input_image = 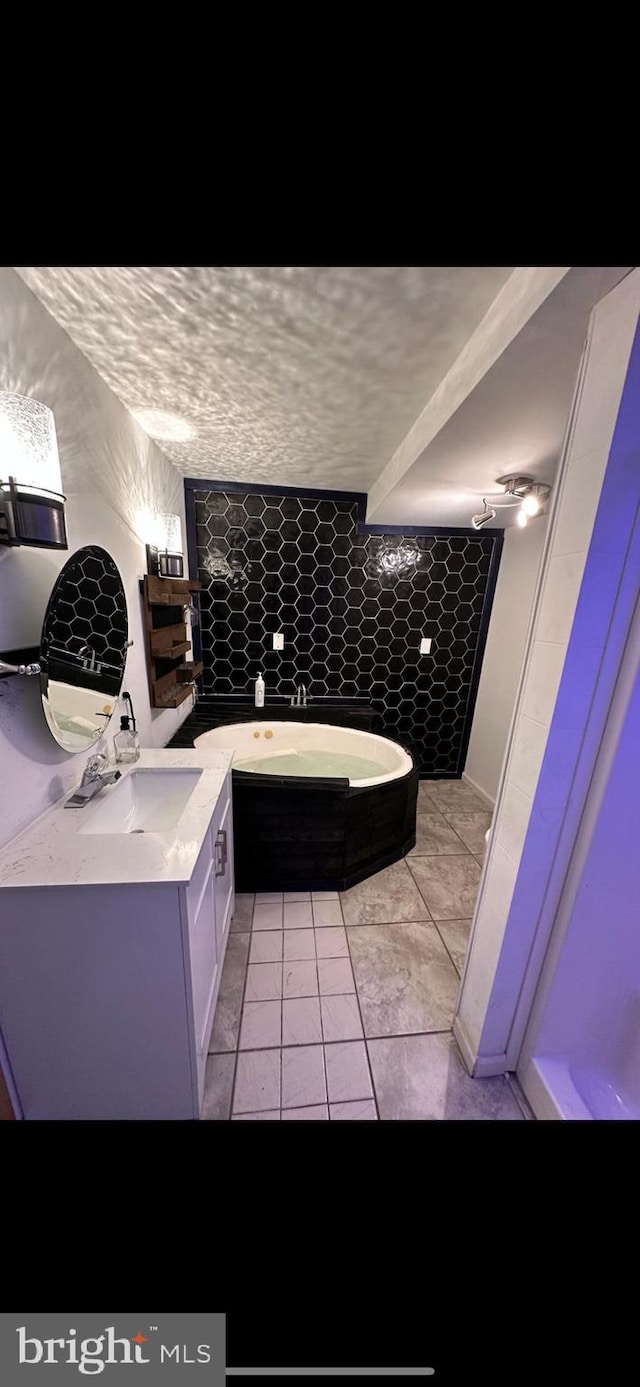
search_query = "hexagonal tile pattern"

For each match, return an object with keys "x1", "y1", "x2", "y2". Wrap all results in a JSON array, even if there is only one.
[
  {"x1": 41, "y1": 544, "x2": 128, "y2": 694},
  {"x1": 194, "y1": 491, "x2": 498, "y2": 774}
]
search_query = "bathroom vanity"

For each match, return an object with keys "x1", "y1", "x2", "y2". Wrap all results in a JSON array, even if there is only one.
[{"x1": 0, "y1": 749, "x2": 234, "y2": 1120}]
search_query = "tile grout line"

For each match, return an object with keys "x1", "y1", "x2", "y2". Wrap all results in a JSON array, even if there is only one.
[
  {"x1": 223, "y1": 1025, "x2": 458, "y2": 1059},
  {"x1": 406, "y1": 850, "x2": 484, "y2": 923},
  {"x1": 227, "y1": 896, "x2": 256, "y2": 1118},
  {"x1": 431, "y1": 919, "x2": 463, "y2": 982},
  {"x1": 316, "y1": 921, "x2": 333, "y2": 1119},
  {"x1": 342, "y1": 895, "x2": 381, "y2": 1120}
]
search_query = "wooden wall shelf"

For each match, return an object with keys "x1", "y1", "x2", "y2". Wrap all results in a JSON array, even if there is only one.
[{"x1": 140, "y1": 575, "x2": 202, "y2": 709}]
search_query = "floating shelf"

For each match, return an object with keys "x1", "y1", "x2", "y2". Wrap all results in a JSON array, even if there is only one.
[
  {"x1": 177, "y1": 660, "x2": 204, "y2": 683},
  {"x1": 139, "y1": 575, "x2": 202, "y2": 709},
  {"x1": 159, "y1": 683, "x2": 192, "y2": 710}
]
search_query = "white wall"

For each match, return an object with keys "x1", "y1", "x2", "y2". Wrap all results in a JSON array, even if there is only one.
[
  {"x1": 464, "y1": 519, "x2": 547, "y2": 804},
  {"x1": 521, "y1": 594, "x2": 640, "y2": 1080},
  {"x1": 454, "y1": 267, "x2": 640, "y2": 1073},
  {"x1": 0, "y1": 268, "x2": 193, "y2": 851}
]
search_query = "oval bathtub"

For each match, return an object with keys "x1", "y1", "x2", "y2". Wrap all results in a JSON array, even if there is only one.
[
  {"x1": 196, "y1": 721, "x2": 413, "y2": 787},
  {"x1": 195, "y1": 721, "x2": 418, "y2": 891}
]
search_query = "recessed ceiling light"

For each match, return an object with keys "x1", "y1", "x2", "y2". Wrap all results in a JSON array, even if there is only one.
[{"x1": 133, "y1": 408, "x2": 196, "y2": 443}]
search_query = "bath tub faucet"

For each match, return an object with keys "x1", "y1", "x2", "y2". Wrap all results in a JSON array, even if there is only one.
[
  {"x1": 79, "y1": 644, "x2": 104, "y2": 674},
  {"x1": 65, "y1": 753, "x2": 121, "y2": 807}
]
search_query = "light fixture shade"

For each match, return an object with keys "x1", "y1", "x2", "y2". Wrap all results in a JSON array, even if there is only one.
[
  {"x1": 0, "y1": 392, "x2": 62, "y2": 494},
  {"x1": 0, "y1": 392, "x2": 67, "y2": 549},
  {"x1": 157, "y1": 512, "x2": 183, "y2": 554}
]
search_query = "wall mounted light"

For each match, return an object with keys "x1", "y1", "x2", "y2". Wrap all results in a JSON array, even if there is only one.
[
  {"x1": 0, "y1": 392, "x2": 68, "y2": 550},
  {"x1": 146, "y1": 512, "x2": 184, "y2": 578}
]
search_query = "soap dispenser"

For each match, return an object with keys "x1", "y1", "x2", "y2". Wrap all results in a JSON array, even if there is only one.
[
  {"x1": 114, "y1": 715, "x2": 140, "y2": 764},
  {"x1": 114, "y1": 690, "x2": 140, "y2": 763},
  {"x1": 254, "y1": 671, "x2": 265, "y2": 708}
]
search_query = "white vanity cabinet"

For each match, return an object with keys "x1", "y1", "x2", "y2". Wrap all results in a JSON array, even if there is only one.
[{"x1": 0, "y1": 764, "x2": 234, "y2": 1121}]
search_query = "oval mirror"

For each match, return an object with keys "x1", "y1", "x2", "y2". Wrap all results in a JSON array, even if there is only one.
[{"x1": 39, "y1": 545, "x2": 129, "y2": 752}]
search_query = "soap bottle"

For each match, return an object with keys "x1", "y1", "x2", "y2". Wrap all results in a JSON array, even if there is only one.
[
  {"x1": 114, "y1": 715, "x2": 140, "y2": 763},
  {"x1": 254, "y1": 672, "x2": 265, "y2": 709}
]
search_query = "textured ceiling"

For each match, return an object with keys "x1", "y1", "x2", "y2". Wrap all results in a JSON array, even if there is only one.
[{"x1": 16, "y1": 266, "x2": 513, "y2": 491}]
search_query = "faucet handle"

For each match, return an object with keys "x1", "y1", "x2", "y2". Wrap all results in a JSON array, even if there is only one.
[{"x1": 85, "y1": 753, "x2": 109, "y2": 779}]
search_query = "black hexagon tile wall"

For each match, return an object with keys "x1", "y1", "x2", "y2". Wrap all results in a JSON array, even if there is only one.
[
  {"x1": 189, "y1": 486, "x2": 502, "y2": 776},
  {"x1": 41, "y1": 546, "x2": 128, "y2": 683}
]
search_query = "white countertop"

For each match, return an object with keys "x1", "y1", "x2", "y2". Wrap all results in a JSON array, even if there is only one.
[{"x1": 0, "y1": 749, "x2": 234, "y2": 890}]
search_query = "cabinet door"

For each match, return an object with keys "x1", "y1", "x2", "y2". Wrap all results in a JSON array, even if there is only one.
[
  {"x1": 212, "y1": 778, "x2": 234, "y2": 958},
  {"x1": 184, "y1": 834, "x2": 218, "y2": 1069},
  {"x1": 189, "y1": 871, "x2": 218, "y2": 1060}
]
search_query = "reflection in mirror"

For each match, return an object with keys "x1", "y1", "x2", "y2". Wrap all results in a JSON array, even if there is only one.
[{"x1": 40, "y1": 545, "x2": 129, "y2": 752}]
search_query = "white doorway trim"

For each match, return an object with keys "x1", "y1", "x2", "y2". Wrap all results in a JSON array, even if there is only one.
[{"x1": 454, "y1": 270, "x2": 640, "y2": 1074}]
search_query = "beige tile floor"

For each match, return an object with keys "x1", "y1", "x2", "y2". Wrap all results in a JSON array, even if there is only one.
[{"x1": 202, "y1": 780, "x2": 528, "y2": 1121}]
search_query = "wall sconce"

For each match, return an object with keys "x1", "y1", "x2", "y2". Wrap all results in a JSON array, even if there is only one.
[
  {"x1": 146, "y1": 513, "x2": 184, "y2": 579},
  {"x1": 0, "y1": 392, "x2": 68, "y2": 550}
]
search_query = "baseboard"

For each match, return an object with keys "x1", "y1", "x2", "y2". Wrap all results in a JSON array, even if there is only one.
[
  {"x1": 452, "y1": 1015, "x2": 509, "y2": 1077},
  {"x1": 461, "y1": 772, "x2": 495, "y2": 810},
  {"x1": 518, "y1": 1057, "x2": 565, "y2": 1121}
]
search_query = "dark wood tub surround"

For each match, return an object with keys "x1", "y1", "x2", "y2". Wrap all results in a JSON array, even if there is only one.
[
  {"x1": 168, "y1": 704, "x2": 418, "y2": 890},
  {"x1": 230, "y1": 752, "x2": 418, "y2": 893}
]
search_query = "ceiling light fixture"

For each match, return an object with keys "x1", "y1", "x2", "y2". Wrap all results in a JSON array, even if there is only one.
[
  {"x1": 472, "y1": 501, "x2": 497, "y2": 530},
  {"x1": 133, "y1": 408, "x2": 196, "y2": 443},
  {"x1": 471, "y1": 475, "x2": 552, "y2": 530}
]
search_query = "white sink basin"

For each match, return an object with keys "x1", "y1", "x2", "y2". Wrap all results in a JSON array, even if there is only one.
[{"x1": 78, "y1": 768, "x2": 203, "y2": 835}]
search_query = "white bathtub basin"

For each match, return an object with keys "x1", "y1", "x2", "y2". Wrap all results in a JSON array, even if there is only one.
[
  {"x1": 194, "y1": 720, "x2": 413, "y2": 787},
  {"x1": 78, "y1": 768, "x2": 203, "y2": 835}
]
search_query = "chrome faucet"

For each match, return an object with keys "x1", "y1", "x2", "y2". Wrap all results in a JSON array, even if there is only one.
[
  {"x1": 79, "y1": 644, "x2": 104, "y2": 674},
  {"x1": 65, "y1": 753, "x2": 121, "y2": 807},
  {"x1": 289, "y1": 683, "x2": 308, "y2": 707}
]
